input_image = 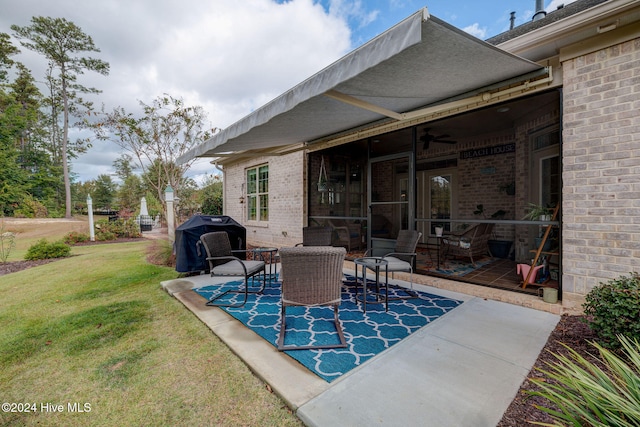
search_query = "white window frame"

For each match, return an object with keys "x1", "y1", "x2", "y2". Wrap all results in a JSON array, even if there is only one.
[{"x1": 246, "y1": 164, "x2": 269, "y2": 223}]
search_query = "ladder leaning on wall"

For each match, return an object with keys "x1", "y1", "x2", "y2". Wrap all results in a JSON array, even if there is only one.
[{"x1": 523, "y1": 204, "x2": 560, "y2": 289}]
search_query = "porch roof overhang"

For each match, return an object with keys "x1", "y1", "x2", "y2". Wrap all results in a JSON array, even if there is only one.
[{"x1": 178, "y1": 8, "x2": 547, "y2": 165}]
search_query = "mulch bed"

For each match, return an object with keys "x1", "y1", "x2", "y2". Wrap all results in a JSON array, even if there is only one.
[
  {"x1": 498, "y1": 314, "x2": 600, "y2": 426},
  {"x1": 0, "y1": 259, "x2": 59, "y2": 276}
]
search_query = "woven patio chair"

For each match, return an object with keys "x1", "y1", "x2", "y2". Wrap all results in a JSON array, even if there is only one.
[
  {"x1": 362, "y1": 229, "x2": 422, "y2": 298},
  {"x1": 295, "y1": 226, "x2": 333, "y2": 246},
  {"x1": 199, "y1": 231, "x2": 266, "y2": 308},
  {"x1": 440, "y1": 223, "x2": 493, "y2": 266},
  {"x1": 328, "y1": 219, "x2": 362, "y2": 252},
  {"x1": 277, "y1": 246, "x2": 348, "y2": 351}
]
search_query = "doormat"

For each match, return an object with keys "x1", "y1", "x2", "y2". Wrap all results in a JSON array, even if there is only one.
[{"x1": 193, "y1": 275, "x2": 462, "y2": 382}]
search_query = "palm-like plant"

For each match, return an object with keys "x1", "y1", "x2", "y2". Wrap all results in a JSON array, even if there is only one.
[{"x1": 528, "y1": 335, "x2": 640, "y2": 426}]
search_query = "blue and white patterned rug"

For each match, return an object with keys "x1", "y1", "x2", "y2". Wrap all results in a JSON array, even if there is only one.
[{"x1": 194, "y1": 275, "x2": 462, "y2": 382}]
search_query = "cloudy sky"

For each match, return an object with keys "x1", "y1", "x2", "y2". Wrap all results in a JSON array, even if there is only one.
[{"x1": 0, "y1": 0, "x2": 573, "y2": 184}]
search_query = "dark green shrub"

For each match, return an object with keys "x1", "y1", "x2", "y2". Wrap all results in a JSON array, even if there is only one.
[
  {"x1": 528, "y1": 335, "x2": 640, "y2": 426},
  {"x1": 24, "y1": 239, "x2": 71, "y2": 260},
  {"x1": 63, "y1": 231, "x2": 90, "y2": 245},
  {"x1": 14, "y1": 194, "x2": 48, "y2": 218},
  {"x1": 583, "y1": 273, "x2": 640, "y2": 350},
  {"x1": 94, "y1": 218, "x2": 142, "y2": 241},
  {"x1": 96, "y1": 231, "x2": 116, "y2": 241}
]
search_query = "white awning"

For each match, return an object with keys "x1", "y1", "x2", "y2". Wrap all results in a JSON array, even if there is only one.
[{"x1": 179, "y1": 8, "x2": 544, "y2": 163}]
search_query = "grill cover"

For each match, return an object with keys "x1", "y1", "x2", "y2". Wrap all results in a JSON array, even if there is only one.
[{"x1": 174, "y1": 215, "x2": 246, "y2": 273}]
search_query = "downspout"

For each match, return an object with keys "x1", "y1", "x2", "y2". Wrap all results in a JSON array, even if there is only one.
[{"x1": 213, "y1": 162, "x2": 226, "y2": 215}]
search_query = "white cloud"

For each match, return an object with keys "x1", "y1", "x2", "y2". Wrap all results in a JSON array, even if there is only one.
[
  {"x1": 546, "y1": 0, "x2": 578, "y2": 13},
  {"x1": 1, "y1": 0, "x2": 352, "y2": 182},
  {"x1": 463, "y1": 23, "x2": 487, "y2": 39}
]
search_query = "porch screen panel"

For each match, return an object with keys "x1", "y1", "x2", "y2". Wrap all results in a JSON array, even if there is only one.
[
  {"x1": 369, "y1": 155, "x2": 411, "y2": 241},
  {"x1": 541, "y1": 156, "x2": 560, "y2": 208},
  {"x1": 430, "y1": 174, "x2": 451, "y2": 234}
]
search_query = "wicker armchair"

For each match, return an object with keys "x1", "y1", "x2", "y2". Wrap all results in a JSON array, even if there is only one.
[
  {"x1": 199, "y1": 231, "x2": 266, "y2": 308},
  {"x1": 295, "y1": 226, "x2": 333, "y2": 246},
  {"x1": 277, "y1": 246, "x2": 348, "y2": 351},
  {"x1": 328, "y1": 219, "x2": 362, "y2": 252},
  {"x1": 440, "y1": 223, "x2": 494, "y2": 266}
]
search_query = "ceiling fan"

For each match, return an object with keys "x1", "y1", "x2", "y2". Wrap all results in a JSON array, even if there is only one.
[{"x1": 419, "y1": 128, "x2": 457, "y2": 150}]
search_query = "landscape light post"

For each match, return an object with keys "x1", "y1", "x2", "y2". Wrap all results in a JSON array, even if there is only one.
[
  {"x1": 87, "y1": 194, "x2": 95, "y2": 241},
  {"x1": 165, "y1": 185, "x2": 175, "y2": 242}
]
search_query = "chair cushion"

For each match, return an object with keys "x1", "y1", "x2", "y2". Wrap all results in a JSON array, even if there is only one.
[
  {"x1": 361, "y1": 257, "x2": 411, "y2": 272},
  {"x1": 382, "y1": 256, "x2": 412, "y2": 272},
  {"x1": 213, "y1": 260, "x2": 264, "y2": 276}
]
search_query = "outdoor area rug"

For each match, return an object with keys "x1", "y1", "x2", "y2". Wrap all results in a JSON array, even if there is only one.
[
  {"x1": 193, "y1": 275, "x2": 462, "y2": 382},
  {"x1": 431, "y1": 256, "x2": 495, "y2": 277}
]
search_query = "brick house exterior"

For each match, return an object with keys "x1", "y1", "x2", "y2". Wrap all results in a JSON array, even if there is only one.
[
  {"x1": 186, "y1": 0, "x2": 640, "y2": 314},
  {"x1": 560, "y1": 36, "x2": 640, "y2": 311}
]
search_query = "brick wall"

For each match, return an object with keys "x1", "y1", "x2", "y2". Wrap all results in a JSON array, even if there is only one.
[
  {"x1": 561, "y1": 37, "x2": 640, "y2": 311},
  {"x1": 223, "y1": 151, "x2": 306, "y2": 248}
]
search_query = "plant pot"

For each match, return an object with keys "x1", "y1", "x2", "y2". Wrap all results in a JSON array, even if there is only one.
[
  {"x1": 488, "y1": 239, "x2": 512, "y2": 259},
  {"x1": 435, "y1": 227, "x2": 443, "y2": 237}
]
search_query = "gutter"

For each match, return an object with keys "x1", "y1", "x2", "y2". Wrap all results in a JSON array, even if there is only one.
[{"x1": 496, "y1": 0, "x2": 640, "y2": 58}]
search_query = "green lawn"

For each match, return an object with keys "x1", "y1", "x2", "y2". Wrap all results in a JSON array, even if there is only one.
[{"x1": 0, "y1": 241, "x2": 302, "y2": 426}]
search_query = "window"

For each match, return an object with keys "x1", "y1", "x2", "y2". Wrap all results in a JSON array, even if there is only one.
[{"x1": 246, "y1": 165, "x2": 269, "y2": 221}]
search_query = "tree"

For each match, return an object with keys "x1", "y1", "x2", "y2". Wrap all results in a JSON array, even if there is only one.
[
  {"x1": 0, "y1": 34, "x2": 28, "y2": 215},
  {"x1": 199, "y1": 174, "x2": 223, "y2": 215},
  {"x1": 93, "y1": 95, "x2": 215, "y2": 219},
  {"x1": 92, "y1": 174, "x2": 116, "y2": 210},
  {"x1": 11, "y1": 17, "x2": 109, "y2": 218},
  {"x1": 0, "y1": 32, "x2": 19, "y2": 83},
  {"x1": 112, "y1": 155, "x2": 145, "y2": 214},
  {"x1": 113, "y1": 154, "x2": 135, "y2": 181}
]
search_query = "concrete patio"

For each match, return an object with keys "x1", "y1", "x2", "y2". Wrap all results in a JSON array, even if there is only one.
[{"x1": 162, "y1": 266, "x2": 559, "y2": 426}]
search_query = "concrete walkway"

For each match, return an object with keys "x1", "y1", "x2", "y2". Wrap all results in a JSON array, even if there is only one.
[{"x1": 162, "y1": 268, "x2": 559, "y2": 427}]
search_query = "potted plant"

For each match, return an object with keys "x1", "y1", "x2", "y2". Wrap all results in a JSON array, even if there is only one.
[
  {"x1": 317, "y1": 176, "x2": 328, "y2": 192},
  {"x1": 523, "y1": 203, "x2": 553, "y2": 221},
  {"x1": 317, "y1": 156, "x2": 329, "y2": 192},
  {"x1": 434, "y1": 223, "x2": 444, "y2": 236}
]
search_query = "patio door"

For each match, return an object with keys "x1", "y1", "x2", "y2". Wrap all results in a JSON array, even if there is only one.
[{"x1": 368, "y1": 152, "x2": 415, "y2": 255}]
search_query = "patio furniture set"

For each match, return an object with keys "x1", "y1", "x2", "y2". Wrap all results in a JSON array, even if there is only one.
[{"x1": 198, "y1": 228, "x2": 422, "y2": 351}]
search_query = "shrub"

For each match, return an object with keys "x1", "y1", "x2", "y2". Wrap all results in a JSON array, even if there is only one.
[
  {"x1": 14, "y1": 194, "x2": 49, "y2": 218},
  {"x1": 94, "y1": 218, "x2": 142, "y2": 241},
  {"x1": 528, "y1": 335, "x2": 640, "y2": 426},
  {"x1": 0, "y1": 230, "x2": 16, "y2": 263},
  {"x1": 63, "y1": 231, "x2": 90, "y2": 245},
  {"x1": 96, "y1": 231, "x2": 116, "y2": 242},
  {"x1": 146, "y1": 239, "x2": 175, "y2": 267},
  {"x1": 583, "y1": 273, "x2": 640, "y2": 350},
  {"x1": 24, "y1": 239, "x2": 71, "y2": 260}
]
